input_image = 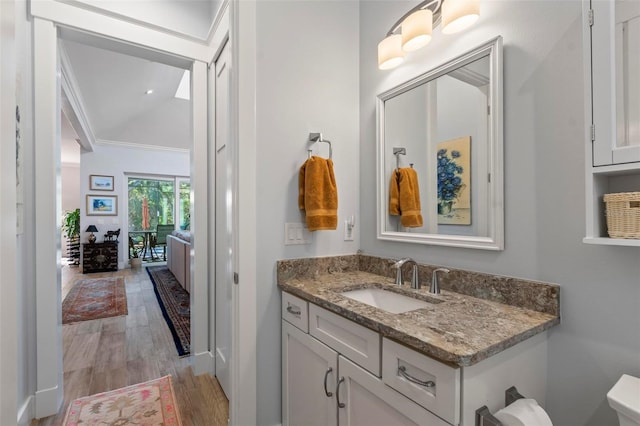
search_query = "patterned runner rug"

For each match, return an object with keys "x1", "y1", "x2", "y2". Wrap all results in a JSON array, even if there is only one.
[
  {"x1": 146, "y1": 266, "x2": 191, "y2": 356},
  {"x1": 62, "y1": 277, "x2": 127, "y2": 324},
  {"x1": 63, "y1": 375, "x2": 182, "y2": 425}
]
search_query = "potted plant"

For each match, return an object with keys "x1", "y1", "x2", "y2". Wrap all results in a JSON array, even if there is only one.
[
  {"x1": 130, "y1": 252, "x2": 142, "y2": 268},
  {"x1": 62, "y1": 208, "x2": 81, "y2": 265},
  {"x1": 129, "y1": 237, "x2": 142, "y2": 268},
  {"x1": 437, "y1": 148, "x2": 466, "y2": 215}
]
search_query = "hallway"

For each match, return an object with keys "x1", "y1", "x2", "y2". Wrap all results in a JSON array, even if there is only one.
[{"x1": 32, "y1": 264, "x2": 228, "y2": 425}]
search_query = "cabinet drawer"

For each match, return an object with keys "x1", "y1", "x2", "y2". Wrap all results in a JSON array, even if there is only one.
[
  {"x1": 382, "y1": 338, "x2": 460, "y2": 425},
  {"x1": 282, "y1": 292, "x2": 309, "y2": 333},
  {"x1": 309, "y1": 304, "x2": 380, "y2": 376}
]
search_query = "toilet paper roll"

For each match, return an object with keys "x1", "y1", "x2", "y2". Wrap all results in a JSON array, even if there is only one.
[{"x1": 493, "y1": 398, "x2": 553, "y2": 426}]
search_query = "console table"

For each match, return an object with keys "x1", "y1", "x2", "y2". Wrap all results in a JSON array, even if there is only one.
[{"x1": 82, "y1": 242, "x2": 118, "y2": 273}]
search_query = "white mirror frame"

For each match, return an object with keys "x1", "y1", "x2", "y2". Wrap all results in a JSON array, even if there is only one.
[{"x1": 376, "y1": 36, "x2": 504, "y2": 250}]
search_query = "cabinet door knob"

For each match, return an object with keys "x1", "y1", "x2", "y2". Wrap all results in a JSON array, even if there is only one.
[
  {"x1": 323, "y1": 367, "x2": 333, "y2": 397},
  {"x1": 336, "y1": 377, "x2": 346, "y2": 408},
  {"x1": 398, "y1": 365, "x2": 435, "y2": 388}
]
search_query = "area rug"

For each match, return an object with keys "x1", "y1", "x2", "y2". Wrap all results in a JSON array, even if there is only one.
[
  {"x1": 146, "y1": 266, "x2": 190, "y2": 356},
  {"x1": 63, "y1": 375, "x2": 182, "y2": 426},
  {"x1": 62, "y1": 277, "x2": 127, "y2": 324}
]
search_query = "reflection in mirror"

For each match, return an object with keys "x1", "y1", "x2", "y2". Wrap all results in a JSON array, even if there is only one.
[{"x1": 377, "y1": 37, "x2": 503, "y2": 250}]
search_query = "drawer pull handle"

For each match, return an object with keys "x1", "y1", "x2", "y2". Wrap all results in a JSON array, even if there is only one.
[
  {"x1": 336, "y1": 377, "x2": 346, "y2": 408},
  {"x1": 286, "y1": 305, "x2": 301, "y2": 316},
  {"x1": 323, "y1": 367, "x2": 333, "y2": 397},
  {"x1": 398, "y1": 366, "x2": 435, "y2": 388}
]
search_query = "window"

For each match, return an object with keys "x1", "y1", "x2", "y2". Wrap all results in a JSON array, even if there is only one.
[
  {"x1": 177, "y1": 178, "x2": 190, "y2": 230},
  {"x1": 128, "y1": 177, "x2": 179, "y2": 231}
]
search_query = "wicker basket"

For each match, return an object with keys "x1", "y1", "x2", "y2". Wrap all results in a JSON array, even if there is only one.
[{"x1": 604, "y1": 192, "x2": 640, "y2": 239}]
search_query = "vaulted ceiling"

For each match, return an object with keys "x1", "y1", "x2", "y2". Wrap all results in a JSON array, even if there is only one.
[{"x1": 62, "y1": 39, "x2": 191, "y2": 151}]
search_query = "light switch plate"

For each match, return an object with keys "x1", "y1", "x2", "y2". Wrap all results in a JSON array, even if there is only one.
[{"x1": 285, "y1": 223, "x2": 311, "y2": 245}]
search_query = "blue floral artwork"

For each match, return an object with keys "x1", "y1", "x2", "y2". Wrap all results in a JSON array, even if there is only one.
[{"x1": 437, "y1": 136, "x2": 471, "y2": 225}]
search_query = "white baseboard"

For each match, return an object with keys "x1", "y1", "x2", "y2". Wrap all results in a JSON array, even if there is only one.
[
  {"x1": 193, "y1": 350, "x2": 214, "y2": 376},
  {"x1": 35, "y1": 385, "x2": 62, "y2": 419},
  {"x1": 17, "y1": 396, "x2": 34, "y2": 425}
]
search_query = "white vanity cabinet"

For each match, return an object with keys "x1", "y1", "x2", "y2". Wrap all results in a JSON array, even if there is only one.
[
  {"x1": 282, "y1": 293, "x2": 447, "y2": 426},
  {"x1": 282, "y1": 291, "x2": 548, "y2": 426}
]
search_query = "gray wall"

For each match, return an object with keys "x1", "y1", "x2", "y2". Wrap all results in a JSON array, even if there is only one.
[
  {"x1": 256, "y1": 1, "x2": 360, "y2": 424},
  {"x1": 360, "y1": 1, "x2": 640, "y2": 425}
]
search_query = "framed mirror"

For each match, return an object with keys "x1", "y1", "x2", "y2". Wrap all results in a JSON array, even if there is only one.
[{"x1": 376, "y1": 36, "x2": 503, "y2": 250}]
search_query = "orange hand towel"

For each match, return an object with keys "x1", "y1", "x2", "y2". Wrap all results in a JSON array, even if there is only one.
[
  {"x1": 389, "y1": 172, "x2": 400, "y2": 216},
  {"x1": 389, "y1": 168, "x2": 423, "y2": 228},
  {"x1": 298, "y1": 156, "x2": 338, "y2": 231}
]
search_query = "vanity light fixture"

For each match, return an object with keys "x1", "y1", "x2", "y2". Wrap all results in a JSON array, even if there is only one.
[{"x1": 378, "y1": 0, "x2": 480, "y2": 70}]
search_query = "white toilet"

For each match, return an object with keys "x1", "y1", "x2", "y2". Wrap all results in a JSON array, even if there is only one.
[{"x1": 608, "y1": 374, "x2": 640, "y2": 426}]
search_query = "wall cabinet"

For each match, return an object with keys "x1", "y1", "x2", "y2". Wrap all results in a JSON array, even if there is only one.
[
  {"x1": 584, "y1": 0, "x2": 640, "y2": 246},
  {"x1": 281, "y1": 291, "x2": 548, "y2": 426}
]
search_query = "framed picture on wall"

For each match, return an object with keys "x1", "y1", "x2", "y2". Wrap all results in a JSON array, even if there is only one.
[
  {"x1": 86, "y1": 195, "x2": 118, "y2": 216},
  {"x1": 89, "y1": 175, "x2": 114, "y2": 191}
]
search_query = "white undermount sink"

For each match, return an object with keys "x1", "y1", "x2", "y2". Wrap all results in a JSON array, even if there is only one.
[{"x1": 340, "y1": 288, "x2": 431, "y2": 314}]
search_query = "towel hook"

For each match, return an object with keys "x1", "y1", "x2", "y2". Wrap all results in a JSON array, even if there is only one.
[
  {"x1": 393, "y1": 147, "x2": 406, "y2": 170},
  {"x1": 308, "y1": 132, "x2": 333, "y2": 159}
]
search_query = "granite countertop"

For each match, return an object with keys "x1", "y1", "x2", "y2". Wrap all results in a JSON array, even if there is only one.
[{"x1": 278, "y1": 269, "x2": 560, "y2": 367}]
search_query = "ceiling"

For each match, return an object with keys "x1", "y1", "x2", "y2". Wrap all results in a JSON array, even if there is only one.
[{"x1": 60, "y1": 37, "x2": 192, "y2": 160}]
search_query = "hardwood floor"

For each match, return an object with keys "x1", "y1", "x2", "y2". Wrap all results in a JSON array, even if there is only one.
[{"x1": 32, "y1": 263, "x2": 229, "y2": 426}]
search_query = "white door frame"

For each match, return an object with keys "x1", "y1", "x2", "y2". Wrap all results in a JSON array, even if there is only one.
[
  {"x1": 30, "y1": 3, "x2": 257, "y2": 425},
  {"x1": 0, "y1": 0, "x2": 19, "y2": 424}
]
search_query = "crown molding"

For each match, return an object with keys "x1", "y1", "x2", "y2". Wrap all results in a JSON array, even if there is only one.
[
  {"x1": 95, "y1": 138, "x2": 190, "y2": 153},
  {"x1": 59, "y1": 43, "x2": 97, "y2": 152}
]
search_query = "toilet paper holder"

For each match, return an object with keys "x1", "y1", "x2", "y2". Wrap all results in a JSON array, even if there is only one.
[{"x1": 475, "y1": 386, "x2": 525, "y2": 426}]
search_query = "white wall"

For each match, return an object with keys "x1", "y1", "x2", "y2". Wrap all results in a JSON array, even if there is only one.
[
  {"x1": 61, "y1": 164, "x2": 80, "y2": 256},
  {"x1": 360, "y1": 1, "x2": 640, "y2": 425},
  {"x1": 80, "y1": 143, "x2": 189, "y2": 267},
  {"x1": 255, "y1": 1, "x2": 360, "y2": 424}
]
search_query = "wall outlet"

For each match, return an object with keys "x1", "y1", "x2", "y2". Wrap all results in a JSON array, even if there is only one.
[
  {"x1": 344, "y1": 215, "x2": 355, "y2": 241},
  {"x1": 285, "y1": 223, "x2": 312, "y2": 245}
]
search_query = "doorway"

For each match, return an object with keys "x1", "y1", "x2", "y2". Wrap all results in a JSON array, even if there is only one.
[{"x1": 32, "y1": 16, "x2": 230, "y2": 422}]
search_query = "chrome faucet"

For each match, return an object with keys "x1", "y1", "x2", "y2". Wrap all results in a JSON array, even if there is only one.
[
  {"x1": 392, "y1": 258, "x2": 420, "y2": 289},
  {"x1": 430, "y1": 268, "x2": 450, "y2": 294}
]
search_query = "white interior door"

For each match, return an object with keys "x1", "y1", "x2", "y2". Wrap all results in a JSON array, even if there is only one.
[{"x1": 214, "y1": 39, "x2": 232, "y2": 398}]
